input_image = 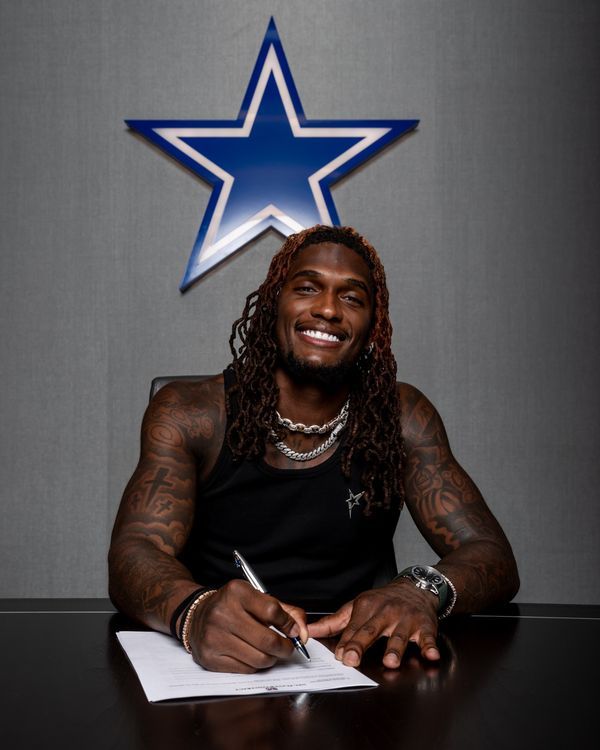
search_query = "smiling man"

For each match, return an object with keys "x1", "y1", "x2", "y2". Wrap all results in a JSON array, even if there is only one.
[{"x1": 108, "y1": 225, "x2": 519, "y2": 673}]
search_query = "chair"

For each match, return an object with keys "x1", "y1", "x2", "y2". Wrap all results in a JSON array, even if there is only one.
[{"x1": 149, "y1": 376, "x2": 398, "y2": 585}]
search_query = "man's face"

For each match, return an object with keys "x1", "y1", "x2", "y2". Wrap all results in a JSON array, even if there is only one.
[{"x1": 275, "y1": 242, "x2": 373, "y2": 386}]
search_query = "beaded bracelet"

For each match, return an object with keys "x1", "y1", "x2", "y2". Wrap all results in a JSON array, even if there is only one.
[
  {"x1": 180, "y1": 589, "x2": 217, "y2": 654},
  {"x1": 169, "y1": 587, "x2": 206, "y2": 640}
]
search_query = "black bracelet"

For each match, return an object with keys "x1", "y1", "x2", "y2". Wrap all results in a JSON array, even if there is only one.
[{"x1": 169, "y1": 587, "x2": 207, "y2": 640}]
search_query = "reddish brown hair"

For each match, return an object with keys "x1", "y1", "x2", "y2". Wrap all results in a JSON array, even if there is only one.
[{"x1": 227, "y1": 225, "x2": 404, "y2": 512}]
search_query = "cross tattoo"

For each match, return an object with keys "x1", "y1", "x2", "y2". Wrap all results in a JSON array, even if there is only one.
[{"x1": 144, "y1": 467, "x2": 174, "y2": 502}]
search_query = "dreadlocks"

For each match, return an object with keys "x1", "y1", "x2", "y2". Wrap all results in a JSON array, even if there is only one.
[{"x1": 227, "y1": 225, "x2": 405, "y2": 514}]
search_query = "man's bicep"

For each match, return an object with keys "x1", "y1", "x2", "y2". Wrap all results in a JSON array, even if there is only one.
[
  {"x1": 111, "y1": 400, "x2": 197, "y2": 557},
  {"x1": 399, "y1": 384, "x2": 507, "y2": 556}
]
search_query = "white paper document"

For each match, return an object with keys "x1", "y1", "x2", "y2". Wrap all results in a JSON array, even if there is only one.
[{"x1": 117, "y1": 631, "x2": 378, "y2": 702}]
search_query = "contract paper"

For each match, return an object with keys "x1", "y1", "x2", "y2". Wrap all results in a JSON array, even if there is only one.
[{"x1": 117, "y1": 631, "x2": 378, "y2": 702}]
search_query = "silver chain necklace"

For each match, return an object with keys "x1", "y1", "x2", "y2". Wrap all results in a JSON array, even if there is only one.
[
  {"x1": 270, "y1": 412, "x2": 348, "y2": 462},
  {"x1": 270, "y1": 399, "x2": 350, "y2": 462},
  {"x1": 275, "y1": 399, "x2": 349, "y2": 435}
]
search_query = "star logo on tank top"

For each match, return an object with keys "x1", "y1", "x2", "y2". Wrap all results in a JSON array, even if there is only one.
[{"x1": 345, "y1": 489, "x2": 365, "y2": 518}]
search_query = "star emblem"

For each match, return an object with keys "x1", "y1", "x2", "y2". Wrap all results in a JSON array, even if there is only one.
[
  {"x1": 127, "y1": 18, "x2": 418, "y2": 291},
  {"x1": 345, "y1": 489, "x2": 365, "y2": 518}
]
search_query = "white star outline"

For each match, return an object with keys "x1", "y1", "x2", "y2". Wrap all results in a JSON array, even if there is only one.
[
  {"x1": 152, "y1": 44, "x2": 394, "y2": 272},
  {"x1": 345, "y1": 489, "x2": 365, "y2": 518}
]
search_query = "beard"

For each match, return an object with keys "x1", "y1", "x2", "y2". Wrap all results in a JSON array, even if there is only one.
[{"x1": 280, "y1": 349, "x2": 358, "y2": 391}]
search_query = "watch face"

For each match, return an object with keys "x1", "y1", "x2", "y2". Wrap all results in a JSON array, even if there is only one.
[{"x1": 413, "y1": 566, "x2": 444, "y2": 586}]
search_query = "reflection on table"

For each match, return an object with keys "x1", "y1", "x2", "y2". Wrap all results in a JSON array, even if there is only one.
[{"x1": 1, "y1": 601, "x2": 598, "y2": 750}]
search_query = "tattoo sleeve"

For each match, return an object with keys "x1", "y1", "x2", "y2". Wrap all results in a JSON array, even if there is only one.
[
  {"x1": 400, "y1": 385, "x2": 519, "y2": 613},
  {"x1": 108, "y1": 382, "x2": 224, "y2": 634}
]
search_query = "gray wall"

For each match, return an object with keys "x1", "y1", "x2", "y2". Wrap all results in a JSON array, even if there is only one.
[{"x1": 1, "y1": 0, "x2": 598, "y2": 603}]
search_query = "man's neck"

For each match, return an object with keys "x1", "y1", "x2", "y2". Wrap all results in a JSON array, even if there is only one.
[{"x1": 274, "y1": 368, "x2": 351, "y2": 425}]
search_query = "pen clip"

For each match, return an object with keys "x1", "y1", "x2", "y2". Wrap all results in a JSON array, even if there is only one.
[{"x1": 233, "y1": 549, "x2": 267, "y2": 593}]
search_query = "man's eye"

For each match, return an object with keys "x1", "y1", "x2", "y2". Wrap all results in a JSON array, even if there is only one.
[
  {"x1": 296, "y1": 285, "x2": 316, "y2": 293},
  {"x1": 343, "y1": 295, "x2": 363, "y2": 305}
]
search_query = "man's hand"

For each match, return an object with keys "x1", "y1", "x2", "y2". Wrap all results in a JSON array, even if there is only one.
[
  {"x1": 188, "y1": 580, "x2": 309, "y2": 673},
  {"x1": 307, "y1": 580, "x2": 440, "y2": 669}
]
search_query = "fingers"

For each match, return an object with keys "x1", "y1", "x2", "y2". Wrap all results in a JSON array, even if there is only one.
[
  {"x1": 335, "y1": 609, "x2": 383, "y2": 667},
  {"x1": 332, "y1": 585, "x2": 440, "y2": 669},
  {"x1": 306, "y1": 603, "x2": 353, "y2": 638},
  {"x1": 279, "y1": 602, "x2": 309, "y2": 645},
  {"x1": 416, "y1": 627, "x2": 441, "y2": 661},
  {"x1": 202, "y1": 631, "x2": 294, "y2": 673},
  {"x1": 189, "y1": 580, "x2": 307, "y2": 672},
  {"x1": 381, "y1": 630, "x2": 411, "y2": 669},
  {"x1": 382, "y1": 627, "x2": 439, "y2": 669},
  {"x1": 338, "y1": 618, "x2": 439, "y2": 669},
  {"x1": 196, "y1": 631, "x2": 293, "y2": 672}
]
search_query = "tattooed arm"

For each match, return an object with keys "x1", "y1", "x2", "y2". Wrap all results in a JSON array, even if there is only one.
[
  {"x1": 399, "y1": 383, "x2": 519, "y2": 614},
  {"x1": 308, "y1": 383, "x2": 518, "y2": 668},
  {"x1": 108, "y1": 379, "x2": 225, "y2": 634},
  {"x1": 108, "y1": 377, "x2": 308, "y2": 671}
]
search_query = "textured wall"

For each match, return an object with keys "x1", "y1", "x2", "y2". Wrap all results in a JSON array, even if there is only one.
[{"x1": 0, "y1": 0, "x2": 598, "y2": 602}]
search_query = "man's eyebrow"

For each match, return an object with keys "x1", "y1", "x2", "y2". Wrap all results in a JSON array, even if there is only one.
[
  {"x1": 289, "y1": 269, "x2": 322, "y2": 281},
  {"x1": 289, "y1": 269, "x2": 371, "y2": 293}
]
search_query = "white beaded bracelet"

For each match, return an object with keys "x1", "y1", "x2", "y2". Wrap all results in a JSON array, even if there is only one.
[{"x1": 180, "y1": 589, "x2": 217, "y2": 653}]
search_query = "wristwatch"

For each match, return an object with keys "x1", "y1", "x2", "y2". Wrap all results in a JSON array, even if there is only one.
[{"x1": 395, "y1": 565, "x2": 457, "y2": 619}]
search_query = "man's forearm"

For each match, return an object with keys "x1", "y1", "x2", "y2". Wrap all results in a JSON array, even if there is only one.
[
  {"x1": 108, "y1": 537, "x2": 202, "y2": 634},
  {"x1": 435, "y1": 539, "x2": 519, "y2": 615}
]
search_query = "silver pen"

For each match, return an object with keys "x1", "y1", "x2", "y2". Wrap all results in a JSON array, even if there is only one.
[{"x1": 233, "y1": 549, "x2": 310, "y2": 661}]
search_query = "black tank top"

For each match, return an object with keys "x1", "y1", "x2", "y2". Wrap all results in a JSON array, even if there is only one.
[{"x1": 179, "y1": 369, "x2": 400, "y2": 611}]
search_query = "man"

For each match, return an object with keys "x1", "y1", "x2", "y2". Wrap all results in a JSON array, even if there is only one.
[{"x1": 108, "y1": 224, "x2": 519, "y2": 673}]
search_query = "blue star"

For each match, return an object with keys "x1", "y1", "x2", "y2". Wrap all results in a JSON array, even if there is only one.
[{"x1": 127, "y1": 19, "x2": 418, "y2": 291}]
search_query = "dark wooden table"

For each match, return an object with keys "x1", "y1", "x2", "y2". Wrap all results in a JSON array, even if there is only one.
[{"x1": 1, "y1": 600, "x2": 597, "y2": 749}]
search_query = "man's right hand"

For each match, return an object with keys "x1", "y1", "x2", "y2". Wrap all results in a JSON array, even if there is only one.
[{"x1": 187, "y1": 580, "x2": 309, "y2": 673}]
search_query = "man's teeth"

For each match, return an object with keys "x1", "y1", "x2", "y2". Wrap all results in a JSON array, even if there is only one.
[{"x1": 303, "y1": 329, "x2": 341, "y2": 342}]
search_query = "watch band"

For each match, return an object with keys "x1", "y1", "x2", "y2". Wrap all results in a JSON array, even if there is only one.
[{"x1": 437, "y1": 573, "x2": 458, "y2": 620}]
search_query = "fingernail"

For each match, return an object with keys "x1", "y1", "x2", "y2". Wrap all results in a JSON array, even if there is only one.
[
  {"x1": 344, "y1": 650, "x2": 359, "y2": 667},
  {"x1": 426, "y1": 647, "x2": 440, "y2": 659},
  {"x1": 289, "y1": 624, "x2": 299, "y2": 637},
  {"x1": 335, "y1": 648, "x2": 343, "y2": 661}
]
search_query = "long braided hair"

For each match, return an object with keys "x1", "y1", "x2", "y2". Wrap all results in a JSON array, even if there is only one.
[{"x1": 227, "y1": 225, "x2": 405, "y2": 513}]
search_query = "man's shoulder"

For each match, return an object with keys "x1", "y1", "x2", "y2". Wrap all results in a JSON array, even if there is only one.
[
  {"x1": 394, "y1": 381, "x2": 444, "y2": 443},
  {"x1": 148, "y1": 374, "x2": 226, "y2": 418},
  {"x1": 395, "y1": 381, "x2": 429, "y2": 409},
  {"x1": 143, "y1": 374, "x2": 227, "y2": 458}
]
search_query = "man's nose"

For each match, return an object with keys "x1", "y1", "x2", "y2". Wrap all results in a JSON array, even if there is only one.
[{"x1": 310, "y1": 290, "x2": 341, "y2": 320}]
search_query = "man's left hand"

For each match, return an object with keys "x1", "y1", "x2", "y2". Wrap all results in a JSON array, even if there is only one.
[{"x1": 307, "y1": 580, "x2": 440, "y2": 668}]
